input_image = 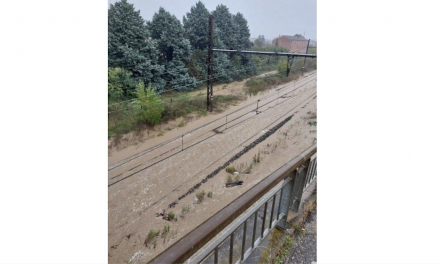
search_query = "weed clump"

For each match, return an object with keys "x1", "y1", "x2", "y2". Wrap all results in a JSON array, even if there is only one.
[
  {"x1": 294, "y1": 223, "x2": 306, "y2": 236},
  {"x1": 177, "y1": 117, "x2": 185, "y2": 127},
  {"x1": 196, "y1": 190, "x2": 205, "y2": 203},
  {"x1": 168, "y1": 211, "x2": 177, "y2": 222},
  {"x1": 234, "y1": 175, "x2": 240, "y2": 182},
  {"x1": 226, "y1": 174, "x2": 233, "y2": 184},
  {"x1": 253, "y1": 151, "x2": 261, "y2": 163},
  {"x1": 161, "y1": 225, "x2": 170, "y2": 237},
  {"x1": 157, "y1": 132, "x2": 164, "y2": 137},
  {"x1": 145, "y1": 229, "x2": 160, "y2": 246},
  {"x1": 181, "y1": 205, "x2": 190, "y2": 218},
  {"x1": 226, "y1": 165, "x2": 235, "y2": 174},
  {"x1": 207, "y1": 191, "x2": 213, "y2": 198},
  {"x1": 244, "y1": 162, "x2": 253, "y2": 174}
]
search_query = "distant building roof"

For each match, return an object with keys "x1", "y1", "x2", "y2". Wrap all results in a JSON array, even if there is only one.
[{"x1": 282, "y1": 34, "x2": 307, "y2": 41}]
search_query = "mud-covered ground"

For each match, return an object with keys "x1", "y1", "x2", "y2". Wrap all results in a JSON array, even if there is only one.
[{"x1": 108, "y1": 73, "x2": 317, "y2": 264}]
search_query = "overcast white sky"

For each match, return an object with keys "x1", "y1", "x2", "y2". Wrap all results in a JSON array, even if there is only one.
[{"x1": 108, "y1": 0, "x2": 317, "y2": 41}]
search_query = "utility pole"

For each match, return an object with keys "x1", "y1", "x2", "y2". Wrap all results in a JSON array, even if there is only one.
[
  {"x1": 207, "y1": 15, "x2": 214, "y2": 112},
  {"x1": 302, "y1": 39, "x2": 310, "y2": 76}
]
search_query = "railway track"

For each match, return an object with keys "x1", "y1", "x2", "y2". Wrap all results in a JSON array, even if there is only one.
[{"x1": 108, "y1": 73, "x2": 317, "y2": 186}]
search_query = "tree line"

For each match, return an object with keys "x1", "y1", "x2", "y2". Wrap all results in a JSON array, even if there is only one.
[{"x1": 108, "y1": 0, "x2": 256, "y2": 100}]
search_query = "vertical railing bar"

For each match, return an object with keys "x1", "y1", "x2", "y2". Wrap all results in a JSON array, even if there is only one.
[
  {"x1": 309, "y1": 159, "x2": 316, "y2": 184},
  {"x1": 252, "y1": 211, "x2": 257, "y2": 248},
  {"x1": 313, "y1": 158, "x2": 317, "y2": 179},
  {"x1": 261, "y1": 203, "x2": 267, "y2": 238},
  {"x1": 229, "y1": 233, "x2": 234, "y2": 264},
  {"x1": 214, "y1": 247, "x2": 219, "y2": 264},
  {"x1": 277, "y1": 188, "x2": 284, "y2": 220},
  {"x1": 315, "y1": 158, "x2": 318, "y2": 177},
  {"x1": 241, "y1": 221, "x2": 247, "y2": 261},
  {"x1": 305, "y1": 160, "x2": 313, "y2": 187},
  {"x1": 269, "y1": 195, "x2": 276, "y2": 229}
]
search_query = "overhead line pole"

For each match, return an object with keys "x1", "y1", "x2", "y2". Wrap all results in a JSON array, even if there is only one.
[{"x1": 302, "y1": 39, "x2": 311, "y2": 76}]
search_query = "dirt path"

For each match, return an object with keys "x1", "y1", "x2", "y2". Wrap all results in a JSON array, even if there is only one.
[{"x1": 108, "y1": 74, "x2": 317, "y2": 264}]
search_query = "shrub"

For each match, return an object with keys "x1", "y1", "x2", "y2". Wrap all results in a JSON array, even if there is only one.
[
  {"x1": 157, "y1": 132, "x2": 164, "y2": 137},
  {"x1": 226, "y1": 165, "x2": 235, "y2": 174},
  {"x1": 108, "y1": 67, "x2": 134, "y2": 99},
  {"x1": 136, "y1": 82, "x2": 165, "y2": 125}
]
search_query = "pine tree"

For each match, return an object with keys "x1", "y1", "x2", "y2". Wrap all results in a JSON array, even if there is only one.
[
  {"x1": 183, "y1": 1, "x2": 210, "y2": 80},
  {"x1": 108, "y1": 0, "x2": 164, "y2": 91},
  {"x1": 148, "y1": 7, "x2": 197, "y2": 91},
  {"x1": 233, "y1": 12, "x2": 257, "y2": 76},
  {"x1": 233, "y1": 12, "x2": 252, "y2": 50},
  {"x1": 212, "y1": 5, "x2": 237, "y2": 50},
  {"x1": 183, "y1": 1, "x2": 210, "y2": 51}
]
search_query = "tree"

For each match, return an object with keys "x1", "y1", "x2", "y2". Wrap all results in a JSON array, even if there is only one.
[
  {"x1": 254, "y1": 35, "x2": 266, "y2": 49},
  {"x1": 108, "y1": 0, "x2": 164, "y2": 91},
  {"x1": 212, "y1": 5, "x2": 237, "y2": 50},
  {"x1": 135, "y1": 81, "x2": 164, "y2": 125},
  {"x1": 232, "y1": 12, "x2": 257, "y2": 76},
  {"x1": 183, "y1": 1, "x2": 210, "y2": 79},
  {"x1": 183, "y1": 1, "x2": 210, "y2": 51},
  {"x1": 148, "y1": 7, "x2": 197, "y2": 91},
  {"x1": 233, "y1": 13, "x2": 252, "y2": 50}
]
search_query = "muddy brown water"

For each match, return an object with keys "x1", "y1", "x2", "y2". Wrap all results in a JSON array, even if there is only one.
[{"x1": 108, "y1": 73, "x2": 317, "y2": 264}]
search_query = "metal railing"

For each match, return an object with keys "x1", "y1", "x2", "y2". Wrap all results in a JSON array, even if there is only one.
[{"x1": 150, "y1": 144, "x2": 317, "y2": 264}]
